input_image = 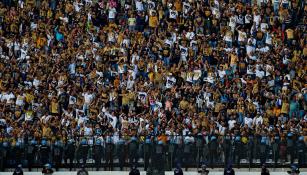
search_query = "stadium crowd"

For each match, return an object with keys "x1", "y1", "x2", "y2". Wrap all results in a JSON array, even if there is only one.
[{"x1": 0, "y1": 0, "x2": 306, "y2": 171}]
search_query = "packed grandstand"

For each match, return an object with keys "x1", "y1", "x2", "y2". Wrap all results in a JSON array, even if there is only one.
[{"x1": 0, "y1": 0, "x2": 306, "y2": 172}]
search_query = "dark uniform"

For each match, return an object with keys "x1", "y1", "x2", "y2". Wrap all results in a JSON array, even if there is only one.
[
  {"x1": 0, "y1": 142, "x2": 8, "y2": 171},
  {"x1": 248, "y1": 136, "x2": 255, "y2": 167},
  {"x1": 167, "y1": 139, "x2": 175, "y2": 170},
  {"x1": 233, "y1": 136, "x2": 242, "y2": 168},
  {"x1": 198, "y1": 164, "x2": 209, "y2": 175},
  {"x1": 224, "y1": 165, "x2": 235, "y2": 175},
  {"x1": 93, "y1": 139, "x2": 103, "y2": 171},
  {"x1": 195, "y1": 134, "x2": 204, "y2": 167},
  {"x1": 26, "y1": 140, "x2": 37, "y2": 171},
  {"x1": 287, "y1": 165, "x2": 300, "y2": 175},
  {"x1": 64, "y1": 139, "x2": 76, "y2": 171},
  {"x1": 13, "y1": 141, "x2": 24, "y2": 166},
  {"x1": 129, "y1": 165, "x2": 140, "y2": 175},
  {"x1": 78, "y1": 138, "x2": 89, "y2": 166},
  {"x1": 297, "y1": 136, "x2": 305, "y2": 167},
  {"x1": 42, "y1": 164, "x2": 54, "y2": 175},
  {"x1": 13, "y1": 165, "x2": 23, "y2": 175},
  {"x1": 116, "y1": 137, "x2": 126, "y2": 171},
  {"x1": 286, "y1": 133, "x2": 295, "y2": 164},
  {"x1": 154, "y1": 140, "x2": 165, "y2": 174},
  {"x1": 183, "y1": 138, "x2": 192, "y2": 171},
  {"x1": 52, "y1": 140, "x2": 63, "y2": 171},
  {"x1": 40, "y1": 140, "x2": 51, "y2": 165},
  {"x1": 77, "y1": 165, "x2": 89, "y2": 175},
  {"x1": 261, "y1": 164, "x2": 270, "y2": 175},
  {"x1": 209, "y1": 136, "x2": 218, "y2": 168},
  {"x1": 272, "y1": 136, "x2": 280, "y2": 167},
  {"x1": 174, "y1": 164, "x2": 183, "y2": 175},
  {"x1": 105, "y1": 135, "x2": 114, "y2": 171},
  {"x1": 129, "y1": 136, "x2": 139, "y2": 166},
  {"x1": 259, "y1": 138, "x2": 268, "y2": 166}
]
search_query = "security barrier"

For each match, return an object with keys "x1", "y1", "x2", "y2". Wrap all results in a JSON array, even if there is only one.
[{"x1": 0, "y1": 135, "x2": 305, "y2": 171}]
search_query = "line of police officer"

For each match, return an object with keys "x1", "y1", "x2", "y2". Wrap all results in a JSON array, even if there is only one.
[{"x1": 0, "y1": 134, "x2": 305, "y2": 171}]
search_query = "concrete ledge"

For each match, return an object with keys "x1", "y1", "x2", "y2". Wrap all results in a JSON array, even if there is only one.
[{"x1": 0, "y1": 171, "x2": 304, "y2": 175}]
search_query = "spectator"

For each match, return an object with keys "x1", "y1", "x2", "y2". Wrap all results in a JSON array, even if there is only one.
[{"x1": 0, "y1": 0, "x2": 305, "y2": 171}]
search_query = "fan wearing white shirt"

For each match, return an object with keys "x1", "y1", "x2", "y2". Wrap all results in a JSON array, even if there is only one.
[
  {"x1": 82, "y1": 90, "x2": 94, "y2": 114},
  {"x1": 253, "y1": 12, "x2": 261, "y2": 27},
  {"x1": 229, "y1": 15, "x2": 237, "y2": 32},
  {"x1": 169, "y1": 7, "x2": 178, "y2": 23},
  {"x1": 260, "y1": 19, "x2": 269, "y2": 32},
  {"x1": 135, "y1": 0, "x2": 144, "y2": 11},
  {"x1": 228, "y1": 116, "x2": 237, "y2": 130},
  {"x1": 16, "y1": 93, "x2": 25, "y2": 106},
  {"x1": 238, "y1": 28, "x2": 247, "y2": 45},
  {"x1": 105, "y1": 111, "x2": 118, "y2": 129},
  {"x1": 244, "y1": 115, "x2": 253, "y2": 128},
  {"x1": 253, "y1": 115, "x2": 263, "y2": 126},
  {"x1": 1, "y1": 91, "x2": 15, "y2": 104},
  {"x1": 108, "y1": 7, "x2": 117, "y2": 21}
]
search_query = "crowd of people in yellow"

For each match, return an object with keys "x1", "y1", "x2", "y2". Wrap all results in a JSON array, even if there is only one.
[{"x1": 0, "y1": 0, "x2": 306, "y2": 171}]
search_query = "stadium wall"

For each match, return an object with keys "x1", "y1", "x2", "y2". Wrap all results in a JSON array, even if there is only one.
[{"x1": 0, "y1": 171, "x2": 295, "y2": 175}]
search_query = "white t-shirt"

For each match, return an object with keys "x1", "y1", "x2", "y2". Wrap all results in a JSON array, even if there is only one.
[
  {"x1": 253, "y1": 116, "x2": 263, "y2": 125},
  {"x1": 229, "y1": 16, "x2": 237, "y2": 29},
  {"x1": 224, "y1": 32, "x2": 233, "y2": 42},
  {"x1": 245, "y1": 14, "x2": 252, "y2": 24},
  {"x1": 185, "y1": 32, "x2": 195, "y2": 40},
  {"x1": 179, "y1": 46, "x2": 188, "y2": 59},
  {"x1": 253, "y1": 14, "x2": 261, "y2": 26},
  {"x1": 108, "y1": 8, "x2": 117, "y2": 19},
  {"x1": 138, "y1": 92, "x2": 147, "y2": 104},
  {"x1": 281, "y1": 0, "x2": 289, "y2": 4},
  {"x1": 186, "y1": 72, "x2": 193, "y2": 82},
  {"x1": 256, "y1": 69, "x2": 265, "y2": 78},
  {"x1": 16, "y1": 94, "x2": 25, "y2": 106},
  {"x1": 228, "y1": 120, "x2": 236, "y2": 130},
  {"x1": 166, "y1": 76, "x2": 176, "y2": 89},
  {"x1": 69, "y1": 96, "x2": 77, "y2": 105},
  {"x1": 218, "y1": 70, "x2": 226, "y2": 78},
  {"x1": 169, "y1": 9, "x2": 178, "y2": 19},
  {"x1": 260, "y1": 23, "x2": 268, "y2": 32},
  {"x1": 126, "y1": 79, "x2": 135, "y2": 90},
  {"x1": 193, "y1": 70, "x2": 202, "y2": 81},
  {"x1": 74, "y1": 2, "x2": 82, "y2": 12},
  {"x1": 236, "y1": 15, "x2": 244, "y2": 25},
  {"x1": 82, "y1": 92, "x2": 94, "y2": 104},
  {"x1": 1, "y1": 92, "x2": 15, "y2": 103},
  {"x1": 135, "y1": 0, "x2": 144, "y2": 11},
  {"x1": 238, "y1": 31, "x2": 247, "y2": 42},
  {"x1": 244, "y1": 117, "x2": 253, "y2": 128},
  {"x1": 106, "y1": 112, "x2": 117, "y2": 128},
  {"x1": 246, "y1": 45, "x2": 255, "y2": 56},
  {"x1": 265, "y1": 33, "x2": 272, "y2": 45}
]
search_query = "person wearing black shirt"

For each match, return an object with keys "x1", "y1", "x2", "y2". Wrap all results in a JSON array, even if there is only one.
[
  {"x1": 174, "y1": 163, "x2": 183, "y2": 175},
  {"x1": 198, "y1": 163, "x2": 209, "y2": 175},
  {"x1": 77, "y1": 164, "x2": 89, "y2": 175},
  {"x1": 129, "y1": 164, "x2": 140, "y2": 175},
  {"x1": 27, "y1": 139, "x2": 37, "y2": 171},
  {"x1": 64, "y1": 139, "x2": 76, "y2": 171},
  {"x1": 42, "y1": 164, "x2": 54, "y2": 175},
  {"x1": 287, "y1": 165, "x2": 300, "y2": 175},
  {"x1": 40, "y1": 139, "x2": 51, "y2": 166},
  {"x1": 224, "y1": 164, "x2": 235, "y2": 175},
  {"x1": 261, "y1": 164, "x2": 270, "y2": 175},
  {"x1": 13, "y1": 164, "x2": 23, "y2": 175}
]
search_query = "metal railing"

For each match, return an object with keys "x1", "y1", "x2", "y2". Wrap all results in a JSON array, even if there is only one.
[{"x1": 0, "y1": 135, "x2": 306, "y2": 171}]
